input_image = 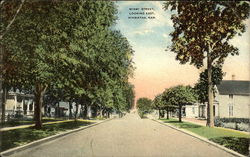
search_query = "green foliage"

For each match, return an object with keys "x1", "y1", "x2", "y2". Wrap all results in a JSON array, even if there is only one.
[
  {"x1": 163, "y1": 85, "x2": 197, "y2": 107},
  {"x1": 194, "y1": 66, "x2": 224, "y2": 103},
  {"x1": 1, "y1": 0, "x2": 135, "y2": 127},
  {"x1": 136, "y1": 97, "x2": 152, "y2": 118},
  {"x1": 151, "y1": 94, "x2": 164, "y2": 110},
  {"x1": 164, "y1": 1, "x2": 250, "y2": 126},
  {"x1": 164, "y1": 1, "x2": 250, "y2": 67}
]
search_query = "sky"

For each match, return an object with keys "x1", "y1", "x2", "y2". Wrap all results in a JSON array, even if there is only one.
[{"x1": 114, "y1": 1, "x2": 250, "y2": 101}]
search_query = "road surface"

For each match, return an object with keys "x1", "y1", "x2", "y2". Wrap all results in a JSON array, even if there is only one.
[{"x1": 9, "y1": 113, "x2": 234, "y2": 157}]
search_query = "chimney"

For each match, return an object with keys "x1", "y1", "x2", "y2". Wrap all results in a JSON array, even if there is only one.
[{"x1": 232, "y1": 74, "x2": 235, "y2": 80}]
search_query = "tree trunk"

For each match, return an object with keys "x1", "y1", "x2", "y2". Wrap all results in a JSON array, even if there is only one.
[
  {"x1": 207, "y1": 49, "x2": 214, "y2": 127},
  {"x1": 108, "y1": 111, "x2": 110, "y2": 118},
  {"x1": 83, "y1": 104, "x2": 88, "y2": 119},
  {"x1": 1, "y1": 86, "x2": 7, "y2": 124},
  {"x1": 34, "y1": 83, "x2": 47, "y2": 129},
  {"x1": 158, "y1": 109, "x2": 161, "y2": 119},
  {"x1": 178, "y1": 105, "x2": 182, "y2": 122},
  {"x1": 74, "y1": 102, "x2": 79, "y2": 121},
  {"x1": 69, "y1": 101, "x2": 72, "y2": 119},
  {"x1": 166, "y1": 107, "x2": 169, "y2": 119},
  {"x1": 57, "y1": 102, "x2": 60, "y2": 118},
  {"x1": 0, "y1": 46, "x2": 3, "y2": 125}
]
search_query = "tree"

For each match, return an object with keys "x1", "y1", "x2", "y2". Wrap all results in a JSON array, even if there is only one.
[
  {"x1": 0, "y1": 0, "x2": 25, "y2": 40},
  {"x1": 161, "y1": 90, "x2": 177, "y2": 119},
  {"x1": 164, "y1": 1, "x2": 250, "y2": 127},
  {"x1": 136, "y1": 97, "x2": 152, "y2": 118},
  {"x1": 164, "y1": 85, "x2": 197, "y2": 122},
  {"x1": 123, "y1": 83, "x2": 135, "y2": 111},
  {"x1": 1, "y1": 1, "x2": 126, "y2": 128},
  {"x1": 1, "y1": 0, "x2": 134, "y2": 128},
  {"x1": 152, "y1": 94, "x2": 164, "y2": 119},
  {"x1": 194, "y1": 66, "x2": 224, "y2": 104}
]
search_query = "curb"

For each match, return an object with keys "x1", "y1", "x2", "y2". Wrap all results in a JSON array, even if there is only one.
[
  {"x1": 152, "y1": 119, "x2": 246, "y2": 157},
  {"x1": 0, "y1": 118, "x2": 113, "y2": 157}
]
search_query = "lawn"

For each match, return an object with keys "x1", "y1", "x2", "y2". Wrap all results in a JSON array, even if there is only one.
[
  {"x1": 0, "y1": 117, "x2": 67, "y2": 128},
  {"x1": 161, "y1": 119, "x2": 250, "y2": 156},
  {"x1": 0, "y1": 120, "x2": 93, "y2": 152}
]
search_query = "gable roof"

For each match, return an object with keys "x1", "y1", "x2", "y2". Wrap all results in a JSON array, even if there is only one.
[{"x1": 217, "y1": 80, "x2": 250, "y2": 95}]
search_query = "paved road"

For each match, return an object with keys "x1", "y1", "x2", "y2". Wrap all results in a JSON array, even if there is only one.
[{"x1": 9, "y1": 113, "x2": 234, "y2": 157}]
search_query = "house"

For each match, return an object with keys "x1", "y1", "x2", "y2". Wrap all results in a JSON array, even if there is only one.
[
  {"x1": 4, "y1": 91, "x2": 35, "y2": 118},
  {"x1": 189, "y1": 80, "x2": 250, "y2": 119},
  {"x1": 185, "y1": 103, "x2": 199, "y2": 118},
  {"x1": 215, "y1": 80, "x2": 250, "y2": 118},
  {"x1": 185, "y1": 80, "x2": 249, "y2": 119}
]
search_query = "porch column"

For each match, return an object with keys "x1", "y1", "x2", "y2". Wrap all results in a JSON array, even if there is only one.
[
  {"x1": 14, "y1": 94, "x2": 17, "y2": 111},
  {"x1": 22, "y1": 99, "x2": 24, "y2": 112},
  {"x1": 87, "y1": 106, "x2": 92, "y2": 118}
]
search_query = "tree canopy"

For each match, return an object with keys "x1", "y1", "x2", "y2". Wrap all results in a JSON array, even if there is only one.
[
  {"x1": 1, "y1": 0, "x2": 134, "y2": 128},
  {"x1": 136, "y1": 97, "x2": 152, "y2": 118},
  {"x1": 164, "y1": 1, "x2": 250, "y2": 127},
  {"x1": 155, "y1": 85, "x2": 197, "y2": 122}
]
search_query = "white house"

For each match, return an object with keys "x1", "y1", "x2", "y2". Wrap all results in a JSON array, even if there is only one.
[
  {"x1": 185, "y1": 103, "x2": 199, "y2": 118},
  {"x1": 4, "y1": 91, "x2": 35, "y2": 118},
  {"x1": 185, "y1": 80, "x2": 249, "y2": 119},
  {"x1": 215, "y1": 80, "x2": 250, "y2": 118}
]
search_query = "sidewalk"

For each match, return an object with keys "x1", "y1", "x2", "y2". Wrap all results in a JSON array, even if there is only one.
[
  {"x1": 182, "y1": 117, "x2": 206, "y2": 126},
  {"x1": 0, "y1": 119, "x2": 99, "y2": 132}
]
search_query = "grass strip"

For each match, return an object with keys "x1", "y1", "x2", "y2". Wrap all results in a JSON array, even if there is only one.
[
  {"x1": 161, "y1": 119, "x2": 250, "y2": 156},
  {"x1": 0, "y1": 120, "x2": 93, "y2": 152},
  {"x1": 0, "y1": 118, "x2": 68, "y2": 128}
]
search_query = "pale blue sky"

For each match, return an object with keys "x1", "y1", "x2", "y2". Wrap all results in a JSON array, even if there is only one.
[{"x1": 114, "y1": 1, "x2": 250, "y2": 100}]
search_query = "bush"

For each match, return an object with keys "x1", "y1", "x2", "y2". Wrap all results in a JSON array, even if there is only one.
[
  {"x1": 215, "y1": 117, "x2": 249, "y2": 132},
  {"x1": 215, "y1": 117, "x2": 249, "y2": 123}
]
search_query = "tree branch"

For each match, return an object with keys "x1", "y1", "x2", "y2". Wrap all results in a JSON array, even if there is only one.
[{"x1": 0, "y1": 0, "x2": 25, "y2": 40}]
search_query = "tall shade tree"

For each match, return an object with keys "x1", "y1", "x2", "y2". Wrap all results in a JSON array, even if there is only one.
[
  {"x1": 1, "y1": 0, "x2": 132, "y2": 128},
  {"x1": 164, "y1": 1, "x2": 250, "y2": 127},
  {"x1": 0, "y1": 0, "x2": 26, "y2": 123},
  {"x1": 164, "y1": 85, "x2": 197, "y2": 122},
  {"x1": 1, "y1": 1, "x2": 59, "y2": 128}
]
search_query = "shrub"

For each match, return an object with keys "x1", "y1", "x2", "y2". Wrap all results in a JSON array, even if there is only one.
[{"x1": 214, "y1": 117, "x2": 249, "y2": 132}]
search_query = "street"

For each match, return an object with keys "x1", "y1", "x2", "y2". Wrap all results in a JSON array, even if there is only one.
[{"x1": 9, "y1": 113, "x2": 234, "y2": 157}]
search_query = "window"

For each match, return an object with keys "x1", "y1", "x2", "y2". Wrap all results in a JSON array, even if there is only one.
[
  {"x1": 229, "y1": 104, "x2": 233, "y2": 116},
  {"x1": 229, "y1": 94, "x2": 233, "y2": 99},
  {"x1": 192, "y1": 107, "x2": 195, "y2": 114}
]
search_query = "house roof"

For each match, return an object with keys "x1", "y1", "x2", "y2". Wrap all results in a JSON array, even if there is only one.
[{"x1": 217, "y1": 80, "x2": 250, "y2": 95}]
